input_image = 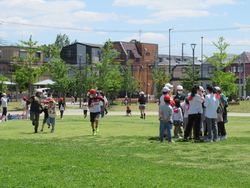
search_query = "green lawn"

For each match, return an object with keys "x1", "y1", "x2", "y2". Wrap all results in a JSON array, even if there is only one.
[{"x1": 0, "y1": 115, "x2": 250, "y2": 187}]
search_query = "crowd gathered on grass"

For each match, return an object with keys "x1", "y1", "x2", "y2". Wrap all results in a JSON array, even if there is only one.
[{"x1": 1, "y1": 82, "x2": 230, "y2": 145}]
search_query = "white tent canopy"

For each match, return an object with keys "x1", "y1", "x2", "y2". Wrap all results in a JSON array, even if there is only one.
[
  {"x1": 0, "y1": 81, "x2": 17, "y2": 85},
  {"x1": 33, "y1": 79, "x2": 56, "y2": 86}
]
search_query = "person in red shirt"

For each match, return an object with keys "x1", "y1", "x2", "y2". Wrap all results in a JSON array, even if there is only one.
[{"x1": 88, "y1": 89, "x2": 104, "y2": 135}]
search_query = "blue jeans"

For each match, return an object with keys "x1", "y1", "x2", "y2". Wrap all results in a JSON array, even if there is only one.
[
  {"x1": 159, "y1": 120, "x2": 172, "y2": 141},
  {"x1": 47, "y1": 117, "x2": 55, "y2": 130}
]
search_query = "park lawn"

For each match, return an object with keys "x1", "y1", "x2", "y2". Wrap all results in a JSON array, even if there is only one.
[{"x1": 0, "y1": 115, "x2": 250, "y2": 188}]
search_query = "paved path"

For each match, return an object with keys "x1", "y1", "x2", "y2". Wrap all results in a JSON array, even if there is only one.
[{"x1": 8, "y1": 109, "x2": 250, "y2": 117}]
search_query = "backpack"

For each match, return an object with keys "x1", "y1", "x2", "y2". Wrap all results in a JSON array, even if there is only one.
[{"x1": 217, "y1": 100, "x2": 224, "y2": 114}]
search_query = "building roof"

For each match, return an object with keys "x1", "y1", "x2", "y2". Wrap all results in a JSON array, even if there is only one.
[
  {"x1": 120, "y1": 42, "x2": 142, "y2": 58},
  {"x1": 78, "y1": 42, "x2": 104, "y2": 48},
  {"x1": 0, "y1": 81, "x2": 16, "y2": 85},
  {"x1": 33, "y1": 79, "x2": 55, "y2": 86}
]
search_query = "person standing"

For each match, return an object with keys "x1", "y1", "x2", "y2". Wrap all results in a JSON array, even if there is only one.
[
  {"x1": 172, "y1": 99, "x2": 183, "y2": 138},
  {"x1": 215, "y1": 87, "x2": 228, "y2": 140},
  {"x1": 88, "y1": 89, "x2": 104, "y2": 135},
  {"x1": 41, "y1": 100, "x2": 49, "y2": 132},
  {"x1": 138, "y1": 91, "x2": 146, "y2": 119},
  {"x1": 26, "y1": 89, "x2": 43, "y2": 133},
  {"x1": 183, "y1": 85, "x2": 205, "y2": 142},
  {"x1": 159, "y1": 95, "x2": 174, "y2": 143},
  {"x1": 19, "y1": 97, "x2": 27, "y2": 117},
  {"x1": 203, "y1": 85, "x2": 220, "y2": 142},
  {"x1": 1, "y1": 93, "x2": 8, "y2": 121},
  {"x1": 82, "y1": 98, "x2": 88, "y2": 118},
  {"x1": 58, "y1": 97, "x2": 66, "y2": 120},
  {"x1": 174, "y1": 85, "x2": 186, "y2": 103}
]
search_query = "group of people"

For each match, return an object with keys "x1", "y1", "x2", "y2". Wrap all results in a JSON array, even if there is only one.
[{"x1": 158, "y1": 83, "x2": 228, "y2": 143}]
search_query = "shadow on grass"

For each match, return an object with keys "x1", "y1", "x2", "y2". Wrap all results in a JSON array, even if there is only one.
[{"x1": 148, "y1": 136, "x2": 159, "y2": 141}]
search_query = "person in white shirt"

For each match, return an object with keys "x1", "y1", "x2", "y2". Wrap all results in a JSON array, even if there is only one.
[
  {"x1": 1, "y1": 93, "x2": 8, "y2": 120},
  {"x1": 203, "y1": 85, "x2": 220, "y2": 142},
  {"x1": 183, "y1": 85, "x2": 204, "y2": 142}
]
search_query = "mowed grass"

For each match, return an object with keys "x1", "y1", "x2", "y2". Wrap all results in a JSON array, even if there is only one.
[{"x1": 0, "y1": 115, "x2": 250, "y2": 188}]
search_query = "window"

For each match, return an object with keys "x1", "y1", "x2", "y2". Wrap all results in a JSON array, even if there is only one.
[
  {"x1": 66, "y1": 50, "x2": 71, "y2": 58},
  {"x1": 158, "y1": 58, "x2": 162, "y2": 62},
  {"x1": 181, "y1": 67, "x2": 186, "y2": 73},
  {"x1": 36, "y1": 52, "x2": 41, "y2": 58},
  {"x1": 20, "y1": 50, "x2": 27, "y2": 58},
  {"x1": 230, "y1": 66, "x2": 237, "y2": 73},
  {"x1": 0, "y1": 67, "x2": 2, "y2": 74},
  {"x1": 145, "y1": 52, "x2": 150, "y2": 56},
  {"x1": 208, "y1": 66, "x2": 214, "y2": 74},
  {"x1": 238, "y1": 65, "x2": 243, "y2": 73}
]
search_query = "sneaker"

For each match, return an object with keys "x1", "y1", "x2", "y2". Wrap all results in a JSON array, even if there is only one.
[
  {"x1": 194, "y1": 139, "x2": 201, "y2": 143},
  {"x1": 48, "y1": 123, "x2": 51, "y2": 128},
  {"x1": 168, "y1": 140, "x2": 175, "y2": 143},
  {"x1": 204, "y1": 139, "x2": 213, "y2": 142},
  {"x1": 172, "y1": 135, "x2": 179, "y2": 138},
  {"x1": 50, "y1": 129, "x2": 54, "y2": 133},
  {"x1": 213, "y1": 139, "x2": 219, "y2": 142},
  {"x1": 220, "y1": 136, "x2": 227, "y2": 140},
  {"x1": 96, "y1": 127, "x2": 99, "y2": 132},
  {"x1": 182, "y1": 138, "x2": 188, "y2": 142},
  {"x1": 40, "y1": 129, "x2": 43, "y2": 132},
  {"x1": 92, "y1": 130, "x2": 97, "y2": 135}
]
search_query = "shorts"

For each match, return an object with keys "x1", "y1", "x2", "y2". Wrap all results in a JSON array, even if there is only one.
[
  {"x1": 139, "y1": 106, "x2": 145, "y2": 110},
  {"x1": 43, "y1": 117, "x2": 48, "y2": 124},
  {"x1": 183, "y1": 117, "x2": 188, "y2": 125},
  {"x1": 173, "y1": 120, "x2": 181, "y2": 126},
  {"x1": 83, "y1": 110, "x2": 87, "y2": 116},
  {"x1": 90, "y1": 112, "x2": 100, "y2": 122}
]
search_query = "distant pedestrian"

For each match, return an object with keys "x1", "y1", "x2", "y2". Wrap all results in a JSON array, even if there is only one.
[
  {"x1": 125, "y1": 106, "x2": 132, "y2": 116},
  {"x1": 58, "y1": 97, "x2": 66, "y2": 120},
  {"x1": 19, "y1": 97, "x2": 27, "y2": 116},
  {"x1": 82, "y1": 98, "x2": 88, "y2": 118},
  {"x1": 138, "y1": 91, "x2": 146, "y2": 119},
  {"x1": 26, "y1": 89, "x2": 43, "y2": 133},
  {"x1": 71, "y1": 96, "x2": 75, "y2": 105},
  {"x1": 1, "y1": 93, "x2": 8, "y2": 121}
]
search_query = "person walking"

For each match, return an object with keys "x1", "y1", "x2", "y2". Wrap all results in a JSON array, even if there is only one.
[
  {"x1": 203, "y1": 85, "x2": 220, "y2": 142},
  {"x1": 47, "y1": 99, "x2": 57, "y2": 133},
  {"x1": 183, "y1": 85, "x2": 205, "y2": 142},
  {"x1": 172, "y1": 99, "x2": 183, "y2": 138},
  {"x1": 40, "y1": 100, "x2": 49, "y2": 132},
  {"x1": 88, "y1": 89, "x2": 104, "y2": 135},
  {"x1": 58, "y1": 97, "x2": 66, "y2": 120},
  {"x1": 26, "y1": 89, "x2": 43, "y2": 133},
  {"x1": 1, "y1": 93, "x2": 8, "y2": 121},
  {"x1": 138, "y1": 91, "x2": 146, "y2": 119}
]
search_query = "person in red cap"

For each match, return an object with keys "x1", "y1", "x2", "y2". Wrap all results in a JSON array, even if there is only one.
[
  {"x1": 88, "y1": 89, "x2": 104, "y2": 135},
  {"x1": 159, "y1": 95, "x2": 174, "y2": 143},
  {"x1": 47, "y1": 99, "x2": 57, "y2": 133},
  {"x1": 58, "y1": 97, "x2": 66, "y2": 120},
  {"x1": 19, "y1": 96, "x2": 28, "y2": 118},
  {"x1": 125, "y1": 106, "x2": 132, "y2": 116}
]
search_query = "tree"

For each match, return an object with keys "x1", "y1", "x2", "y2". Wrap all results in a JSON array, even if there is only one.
[
  {"x1": 45, "y1": 58, "x2": 72, "y2": 97},
  {"x1": 204, "y1": 37, "x2": 239, "y2": 98},
  {"x1": 179, "y1": 61, "x2": 201, "y2": 92},
  {"x1": 94, "y1": 40, "x2": 123, "y2": 95},
  {"x1": 0, "y1": 75, "x2": 10, "y2": 93},
  {"x1": 152, "y1": 65, "x2": 171, "y2": 99},
  {"x1": 12, "y1": 35, "x2": 48, "y2": 95},
  {"x1": 245, "y1": 75, "x2": 250, "y2": 95}
]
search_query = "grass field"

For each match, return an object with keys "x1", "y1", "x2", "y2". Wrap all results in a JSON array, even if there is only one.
[
  {"x1": 0, "y1": 115, "x2": 250, "y2": 187},
  {"x1": 7, "y1": 99, "x2": 250, "y2": 113}
]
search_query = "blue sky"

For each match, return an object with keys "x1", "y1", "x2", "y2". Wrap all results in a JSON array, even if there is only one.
[{"x1": 0, "y1": 0, "x2": 250, "y2": 58}]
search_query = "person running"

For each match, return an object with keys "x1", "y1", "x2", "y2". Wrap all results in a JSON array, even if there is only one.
[
  {"x1": 183, "y1": 85, "x2": 205, "y2": 142},
  {"x1": 138, "y1": 91, "x2": 146, "y2": 119},
  {"x1": 26, "y1": 89, "x2": 43, "y2": 133},
  {"x1": 159, "y1": 95, "x2": 174, "y2": 143},
  {"x1": 203, "y1": 84, "x2": 220, "y2": 142},
  {"x1": 82, "y1": 98, "x2": 88, "y2": 118},
  {"x1": 19, "y1": 97, "x2": 27, "y2": 117},
  {"x1": 88, "y1": 89, "x2": 104, "y2": 135},
  {"x1": 58, "y1": 97, "x2": 66, "y2": 120}
]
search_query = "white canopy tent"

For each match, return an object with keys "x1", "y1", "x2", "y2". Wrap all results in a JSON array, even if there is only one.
[{"x1": 33, "y1": 79, "x2": 56, "y2": 86}]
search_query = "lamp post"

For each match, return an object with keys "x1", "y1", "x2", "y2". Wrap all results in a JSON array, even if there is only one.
[
  {"x1": 169, "y1": 28, "x2": 173, "y2": 73},
  {"x1": 191, "y1": 44, "x2": 196, "y2": 86},
  {"x1": 10, "y1": 62, "x2": 13, "y2": 102},
  {"x1": 78, "y1": 54, "x2": 82, "y2": 108}
]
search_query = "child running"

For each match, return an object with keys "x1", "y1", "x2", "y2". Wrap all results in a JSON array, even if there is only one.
[
  {"x1": 88, "y1": 89, "x2": 104, "y2": 135},
  {"x1": 47, "y1": 99, "x2": 57, "y2": 133},
  {"x1": 82, "y1": 98, "x2": 88, "y2": 118}
]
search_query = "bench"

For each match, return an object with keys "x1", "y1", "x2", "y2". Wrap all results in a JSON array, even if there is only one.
[{"x1": 228, "y1": 101, "x2": 240, "y2": 105}]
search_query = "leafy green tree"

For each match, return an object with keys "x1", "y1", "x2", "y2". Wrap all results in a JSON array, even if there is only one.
[
  {"x1": 94, "y1": 40, "x2": 123, "y2": 95},
  {"x1": 45, "y1": 58, "x2": 72, "y2": 97},
  {"x1": 0, "y1": 75, "x2": 10, "y2": 93},
  {"x1": 179, "y1": 61, "x2": 201, "y2": 92},
  {"x1": 204, "y1": 37, "x2": 239, "y2": 98},
  {"x1": 122, "y1": 61, "x2": 142, "y2": 99},
  {"x1": 245, "y1": 75, "x2": 250, "y2": 94},
  {"x1": 12, "y1": 35, "x2": 48, "y2": 95},
  {"x1": 152, "y1": 65, "x2": 171, "y2": 99}
]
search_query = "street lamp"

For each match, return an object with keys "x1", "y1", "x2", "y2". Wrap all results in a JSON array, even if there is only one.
[
  {"x1": 78, "y1": 54, "x2": 82, "y2": 108},
  {"x1": 10, "y1": 62, "x2": 13, "y2": 102},
  {"x1": 191, "y1": 44, "x2": 196, "y2": 86},
  {"x1": 169, "y1": 28, "x2": 173, "y2": 73}
]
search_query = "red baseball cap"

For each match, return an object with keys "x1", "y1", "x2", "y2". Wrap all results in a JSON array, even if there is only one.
[
  {"x1": 89, "y1": 89, "x2": 96, "y2": 94},
  {"x1": 164, "y1": 95, "x2": 170, "y2": 101}
]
